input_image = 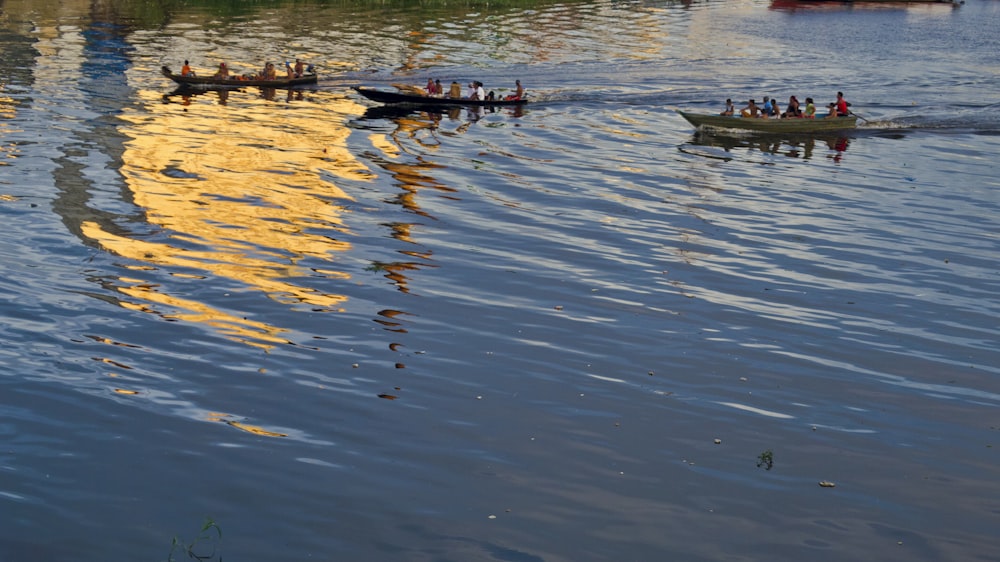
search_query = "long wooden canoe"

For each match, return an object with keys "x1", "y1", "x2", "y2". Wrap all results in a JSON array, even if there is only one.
[
  {"x1": 161, "y1": 66, "x2": 318, "y2": 88},
  {"x1": 678, "y1": 111, "x2": 858, "y2": 133},
  {"x1": 353, "y1": 86, "x2": 528, "y2": 107}
]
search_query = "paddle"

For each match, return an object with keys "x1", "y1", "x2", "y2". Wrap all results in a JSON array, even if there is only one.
[{"x1": 850, "y1": 111, "x2": 870, "y2": 124}]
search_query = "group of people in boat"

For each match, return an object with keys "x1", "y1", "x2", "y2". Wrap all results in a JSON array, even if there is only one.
[
  {"x1": 721, "y1": 91, "x2": 851, "y2": 119},
  {"x1": 424, "y1": 78, "x2": 525, "y2": 101},
  {"x1": 179, "y1": 59, "x2": 314, "y2": 81}
]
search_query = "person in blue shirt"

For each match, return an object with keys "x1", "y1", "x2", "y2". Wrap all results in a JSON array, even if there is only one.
[{"x1": 761, "y1": 96, "x2": 774, "y2": 119}]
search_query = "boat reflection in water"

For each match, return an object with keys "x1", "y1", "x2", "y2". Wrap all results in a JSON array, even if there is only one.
[
  {"x1": 163, "y1": 85, "x2": 314, "y2": 106},
  {"x1": 163, "y1": 86, "x2": 230, "y2": 106},
  {"x1": 681, "y1": 129, "x2": 851, "y2": 162},
  {"x1": 359, "y1": 102, "x2": 524, "y2": 123},
  {"x1": 349, "y1": 100, "x2": 524, "y2": 294}
]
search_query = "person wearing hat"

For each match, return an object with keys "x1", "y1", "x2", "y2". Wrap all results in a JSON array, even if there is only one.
[{"x1": 213, "y1": 62, "x2": 229, "y2": 79}]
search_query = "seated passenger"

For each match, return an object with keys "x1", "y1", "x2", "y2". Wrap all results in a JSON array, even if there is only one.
[
  {"x1": 505, "y1": 80, "x2": 526, "y2": 101},
  {"x1": 781, "y1": 96, "x2": 801, "y2": 118},
  {"x1": 761, "y1": 97, "x2": 774, "y2": 119},
  {"x1": 467, "y1": 81, "x2": 485, "y2": 101},
  {"x1": 835, "y1": 91, "x2": 851, "y2": 117},
  {"x1": 803, "y1": 97, "x2": 816, "y2": 118},
  {"x1": 741, "y1": 99, "x2": 760, "y2": 118}
]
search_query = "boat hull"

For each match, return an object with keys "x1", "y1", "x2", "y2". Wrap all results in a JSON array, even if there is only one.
[
  {"x1": 161, "y1": 66, "x2": 318, "y2": 88},
  {"x1": 353, "y1": 86, "x2": 528, "y2": 107},
  {"x1": 678, "y1": 111, "x2": 858, "y2": 133}
]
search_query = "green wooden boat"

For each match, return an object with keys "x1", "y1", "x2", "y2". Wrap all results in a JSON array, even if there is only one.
[
  {"x1": 161, "y1": 66, "x2": 318, "y2": 89},
  {"x1": 678, "y1": 111, "x2": 858, "y2": 133}
]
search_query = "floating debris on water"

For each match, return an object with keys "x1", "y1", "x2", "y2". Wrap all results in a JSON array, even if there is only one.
[{"x1": 757, "y1": 449, "x2": 774, "y2": 470}]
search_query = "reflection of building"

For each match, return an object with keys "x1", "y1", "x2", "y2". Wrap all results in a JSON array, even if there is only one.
[
  {"x1": 2, "y1": 0, "x2": 376, "y2": 350},
  {"x1": 0, "y1": 86, "x2": 16, "y2": 166},
  {"x1": 84, "y1": 89, "x2": 371, "y2": 350}
]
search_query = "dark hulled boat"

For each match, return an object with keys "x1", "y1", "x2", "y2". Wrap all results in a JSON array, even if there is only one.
[{"x1": 353, "y1": 86, "x2": 528, "y2": 107}]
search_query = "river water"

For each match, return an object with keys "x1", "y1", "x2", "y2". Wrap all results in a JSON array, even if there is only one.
[{"x1": 1, "y1": 0, "x2": 998, "y2": 560}]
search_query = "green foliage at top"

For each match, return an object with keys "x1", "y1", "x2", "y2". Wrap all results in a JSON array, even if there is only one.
[{"x1": 104, "y1": 0, "x2": 596, "y2": 26}]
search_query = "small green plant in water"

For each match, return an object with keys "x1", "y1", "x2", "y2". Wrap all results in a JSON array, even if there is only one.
[
  {"x1": 167, "y1": 517, "x2": 222, "y2": 562},
  {"x1": 757, "y1": 449, "x2": 774, "y2": 471}
]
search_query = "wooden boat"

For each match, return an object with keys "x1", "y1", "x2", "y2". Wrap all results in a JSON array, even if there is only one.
[
  {"x1": 161, "y1": 66, "x2": 318, "y2": 88},
  {"x1": 353, "y1": 86, "x2": 528, "y2": 107},
  {"x1": 678, "y1": 111, "x2": 858, "y2": 133},
  {"x1": 771, "y1": 0, "x2": 960, "y2": 9}
]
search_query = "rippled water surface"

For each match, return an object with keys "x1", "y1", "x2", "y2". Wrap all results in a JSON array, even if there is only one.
[{"x1": 1, "y1": 1, "x2": 998, "y2": 560}]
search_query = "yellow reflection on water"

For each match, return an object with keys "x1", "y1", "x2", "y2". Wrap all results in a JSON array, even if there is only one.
[
  {"x1": 225, "y1": 421, "x2": 288, "y2": 438},
  {"x1": 87, "y1": 86, "x2": 372, "y2": 348},
  {"x1": 206, "y1": 411, "x2": 288, "y2": 437},
  {"x1": 0, "y1": 85, "x2": 17, "y2": 167}
]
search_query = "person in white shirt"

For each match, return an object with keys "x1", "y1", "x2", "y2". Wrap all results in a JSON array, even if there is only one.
[{"x1": 467, "y1": 81, "x2": 485, "y2": 101}]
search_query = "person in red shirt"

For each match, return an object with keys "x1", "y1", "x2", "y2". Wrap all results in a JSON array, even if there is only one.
[{"x1": 835, "y1": 91, "x2": 850, "y2": 117}]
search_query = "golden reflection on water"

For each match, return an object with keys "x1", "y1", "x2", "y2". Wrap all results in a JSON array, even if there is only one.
[
  {"x1": 0, "y1": 86, "x2": 15, "y2": 169},
  {"x1": 207, "y1": 412, "x2": 288, "y2": 437},
  {"x1": 85, "y1": 86, "x2": 372, "y2": 349}
]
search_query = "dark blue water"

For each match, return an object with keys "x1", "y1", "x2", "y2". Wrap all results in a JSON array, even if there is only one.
[{"x1": 1, "y1": 1, "x2": 998, "y2": 560}]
